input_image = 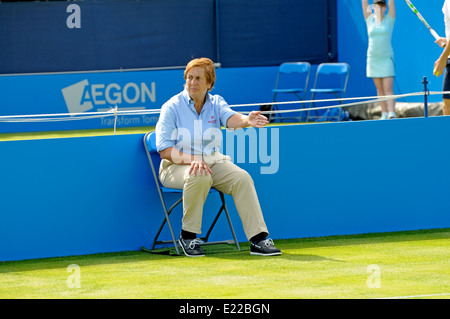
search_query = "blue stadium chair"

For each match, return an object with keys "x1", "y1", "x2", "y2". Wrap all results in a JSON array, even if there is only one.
[
  {"x1": 270, "y1": 62, "x2": 311, "y2": 122},
  {"x1": 308, "y1": 62, "x2": 350, "y2": 122},
  {"x1": 143, "y1": 131, "x2": 240, "y2": 254}
]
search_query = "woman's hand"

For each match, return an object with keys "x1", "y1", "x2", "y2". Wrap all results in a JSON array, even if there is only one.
[
  {"x1": 160, "y1": 147, "x2": 212, "y2": 176},
  {"x1": 248, "y1": 111, "x2": 269, "y2": 128},
  {"x1": 189, "y1": 159, "x2": 213, "y2": 176}
]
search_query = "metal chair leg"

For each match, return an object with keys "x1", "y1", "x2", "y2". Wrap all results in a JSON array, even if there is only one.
[
  {"x1": 219, "y1": 192, "x2": 240, "y2": 250},
  {"x1": 151, "y1": 197, "x2": 182, "y2": 254}
]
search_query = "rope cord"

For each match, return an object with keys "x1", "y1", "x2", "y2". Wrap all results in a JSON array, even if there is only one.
[{"x1": 0, "y1": 90, "x2": 445, "y2": 123}]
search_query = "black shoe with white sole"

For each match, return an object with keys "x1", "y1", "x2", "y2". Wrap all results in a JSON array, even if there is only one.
[
  {"x1": 250, "y1": 238, "x2": 281, "y2": 256},
  {"x1": 178, "y1": 237, "x2": 205, "y2": 257}
]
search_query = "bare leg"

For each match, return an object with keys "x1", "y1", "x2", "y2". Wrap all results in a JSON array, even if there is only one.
[
  {"x1": 444, "y1": 99, "x2": 450, "y2": 115},
  {"x1": 382, "y1": 77, "x2": 396, "y2": 113},
  {"x1": 373, "y1": 78, "x2": 388, "y2": 115}
]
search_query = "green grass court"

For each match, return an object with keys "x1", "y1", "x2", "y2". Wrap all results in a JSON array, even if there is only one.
[
  {"x1": 0, "y1": 126, "x2": 155, "y2": 141},
  {"x1": 1, "y1": 128, "x2": 448, "y2": 299},
  {"x1": 1, "y1": 229, "x2": 448, "y2": 299},
  {"x1": 0, "y1": 122, "x2": 299, "y2": 141}
]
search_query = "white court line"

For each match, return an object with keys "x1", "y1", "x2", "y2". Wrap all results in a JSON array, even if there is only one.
[{"x1": 376, "y1": 293, "x2": 450, "y2": 299}]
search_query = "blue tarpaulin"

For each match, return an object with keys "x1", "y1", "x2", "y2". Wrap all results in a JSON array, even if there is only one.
[{"x1": 0, "y1": 0, "x2": 336, "y2": 73}]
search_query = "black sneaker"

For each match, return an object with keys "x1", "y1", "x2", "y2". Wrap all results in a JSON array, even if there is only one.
[
  {"x1": 250, "y1": 238, "x2": 281, "y2": 256},
  {"x1": 178, "y1": 237, "x2": 205, "y2": 257}
]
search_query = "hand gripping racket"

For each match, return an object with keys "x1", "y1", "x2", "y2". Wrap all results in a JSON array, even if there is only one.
[
  {"x1": 404, "y1": 0, "x2": 441, "y2": 41},
  {"x1": 405, "y1": 0, "x2": 446, "y2": 76}
]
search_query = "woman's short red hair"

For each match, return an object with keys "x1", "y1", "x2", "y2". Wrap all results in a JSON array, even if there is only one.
[{"x1": 184, "y1": 57, "x2": 216, "y2": 91}]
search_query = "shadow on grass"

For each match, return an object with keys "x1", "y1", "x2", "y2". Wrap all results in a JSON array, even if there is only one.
[
  {"x1": 1, "y1": 228, "x2": 447, "y2": 273},
  {"x1": 147, "y1": 243, "x2": 344, "y2": 262}
]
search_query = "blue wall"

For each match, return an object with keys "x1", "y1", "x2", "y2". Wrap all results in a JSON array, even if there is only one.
[
  {"x1": 1, "y1": 1, "x2": 447, "y2": 134},
  {"x1": 0, "y1": 0, "x2": 334, "y2": 73},
  {"x1": 0, "y1": 66, "x2": 279, "y2": 133},
  {"x1": 1, "y1": 118, "x2": 449, "y2": 261},
  {"x1": 1, "y1": 1, "x2": 449, "y2": 262}
]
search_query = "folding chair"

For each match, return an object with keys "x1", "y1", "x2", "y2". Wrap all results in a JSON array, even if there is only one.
[
  {"x1": 308, "y1": 62, "x2": 350, "y2": 122},
  {"x1": 143, "y1": 131, "x2": 240, "y2": 255},
  {"x1": 270, "y1": 62, "x2": 311, "y2": 122}
]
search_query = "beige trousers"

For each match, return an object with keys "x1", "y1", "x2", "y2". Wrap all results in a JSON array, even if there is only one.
[{"x1": 159, "y1": 152, "x2": 268, "y2": 241}]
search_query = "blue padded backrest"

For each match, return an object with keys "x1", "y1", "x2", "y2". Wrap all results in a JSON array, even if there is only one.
[
  {"x1": 145, "y1": 131, "x2": 158, "y2": 153},
  {"x1": 276, "y1": 62, "x2": 311, "y2": 91},
  {"x1": 279, "y1": 62, "x2": 310, "y2": 74},
  {"x1": 313, "y1": 63, "x2": 350, "y2": 90},
  {"x1": 143, "y1": 131, "x2": 162, "y2": 179},
  {"x1": 317, "y1": 63, "x2": 349, "y2": 75}
]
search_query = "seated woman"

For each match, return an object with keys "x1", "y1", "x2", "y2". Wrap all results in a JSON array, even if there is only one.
[{"x1": 155, "y1": 57, "x2": 281, "y2": 257}]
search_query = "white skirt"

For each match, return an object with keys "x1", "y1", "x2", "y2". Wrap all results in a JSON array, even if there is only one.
[{"x1": 367, "y1": 56, "x2": 395, "y2": 78}]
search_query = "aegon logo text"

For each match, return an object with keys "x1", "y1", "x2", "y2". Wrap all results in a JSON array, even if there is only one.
[{"x1": 62, "y1": 79, "x2": 156, "y2": 114}]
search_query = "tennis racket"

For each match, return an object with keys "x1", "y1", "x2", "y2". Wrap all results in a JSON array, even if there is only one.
[{"x1": 404, "y1": 0, "x2": 441, "y2": 42}]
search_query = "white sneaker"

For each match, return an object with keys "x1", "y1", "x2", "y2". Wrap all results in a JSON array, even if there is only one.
[
  {"x1": 388, "y1": 112, "x2": 397, "y2": 119},
  {"x1": 380, "y1": 112, "x2": 389, "y2": 120}
]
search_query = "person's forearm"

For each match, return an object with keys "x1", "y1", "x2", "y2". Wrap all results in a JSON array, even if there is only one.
[
  {"x1": 226, "y1": 113, "x2": 249, "y2": 130},
  {"x1": 434, "y1": 42, "x2": 450, "y2": 77},
  {"x1": 362, "y1": 0, "x2": 370, "y2": 18},
  {"x1": 439, "y1": 41, "x2": 450, "y2": 62},
  {"x1": 160, "y1": 147, "x2": 200, "y2": 164},
  {"x1": 389, "y1": 0, "x2": 396, "y2": 18},
  {"x1": 159, "y1": 147, "x2": 213, "y2": 175}
]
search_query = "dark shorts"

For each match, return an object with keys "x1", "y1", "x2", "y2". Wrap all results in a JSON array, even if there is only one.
[{"x1": 444, "y1": 58, "x2": 450, "y2": 100}]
